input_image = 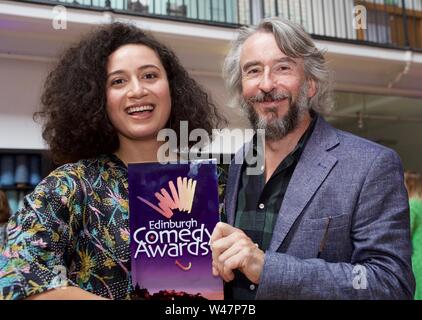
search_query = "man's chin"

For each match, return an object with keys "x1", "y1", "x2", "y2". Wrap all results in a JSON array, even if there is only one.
[
  {"x1": 260, "y1": 107, "x2": 288, "y2": 119},
  {"x1": 258, "y1": 115, "x2": 281, "y2": 126}
]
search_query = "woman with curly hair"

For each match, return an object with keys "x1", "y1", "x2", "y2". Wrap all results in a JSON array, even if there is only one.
[{"x1": 0, "y1": 23, "x2": 224, "y2": 300}]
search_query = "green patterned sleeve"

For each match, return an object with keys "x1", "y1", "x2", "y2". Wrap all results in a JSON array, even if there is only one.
[{"x1": 0, "y1": 167, "x2": 78, "y2": 300}]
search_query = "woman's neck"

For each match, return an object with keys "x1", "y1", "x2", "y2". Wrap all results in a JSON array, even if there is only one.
[{"x1": 114, "y1": 138, "x2": 163, "y2": 166}]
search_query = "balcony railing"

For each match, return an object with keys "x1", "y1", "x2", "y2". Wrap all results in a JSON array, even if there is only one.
[{"x1": 9, "y1": 0, "x2": 422, "y2": 50}]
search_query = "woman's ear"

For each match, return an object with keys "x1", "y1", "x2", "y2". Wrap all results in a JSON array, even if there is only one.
[{"x1": 307, "y1": 79, "x2": 317, "y2": 98}]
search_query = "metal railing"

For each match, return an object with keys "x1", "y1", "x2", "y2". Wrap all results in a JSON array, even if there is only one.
[
  {"x1": 10, "y1": 0, "x2": 422, "y2": 50},
  {"x1": 259, "y1": 0, "x2": 422, "y2": 50}
]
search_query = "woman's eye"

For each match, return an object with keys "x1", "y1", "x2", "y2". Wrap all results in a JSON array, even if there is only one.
[
  {"x1": 143, "y1": 73, "x2": 157, "y2": 80},
  {"x1": 111, "y1": 79, "x2": 125, "y2": 85}
]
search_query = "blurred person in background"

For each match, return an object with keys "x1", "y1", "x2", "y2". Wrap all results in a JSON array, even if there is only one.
[{"x1": 405, "y1": 171, "x2": 422, "y2": 300}]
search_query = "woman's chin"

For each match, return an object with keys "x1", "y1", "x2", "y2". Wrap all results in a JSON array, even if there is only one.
[{"x1": 118, "y1": 129, "x2": 160, "y2": 142}]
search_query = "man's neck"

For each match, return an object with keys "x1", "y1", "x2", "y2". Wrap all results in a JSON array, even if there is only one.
[{"x1": 263, "y1": 112, "x2": 312, "y2": 182}]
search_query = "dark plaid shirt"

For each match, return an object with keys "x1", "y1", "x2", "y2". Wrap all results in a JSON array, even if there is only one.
[{"x1": 227, "y1": 116, "x2": 316, "y2": 300}]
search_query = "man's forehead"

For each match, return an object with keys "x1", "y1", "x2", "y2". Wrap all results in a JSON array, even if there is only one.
[{"x1": 240, "y1": 32, "x2": 302, "y2": 66}]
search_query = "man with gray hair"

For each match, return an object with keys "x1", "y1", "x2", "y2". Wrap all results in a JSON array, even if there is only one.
[{"x1": 210, "y1": 17, "x2": 414, "y2": 299}]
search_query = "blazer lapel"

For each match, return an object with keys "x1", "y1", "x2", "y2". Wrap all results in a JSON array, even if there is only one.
[{"x1": 269, "y1": 116, "x2": 339, "y2": 251}]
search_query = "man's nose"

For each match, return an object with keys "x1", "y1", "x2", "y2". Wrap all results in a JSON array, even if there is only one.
[{"x1": 258, "y1": 70, "x2": 275, "y2": 93}]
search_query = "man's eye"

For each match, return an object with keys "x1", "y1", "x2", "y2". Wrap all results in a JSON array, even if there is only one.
[
  {"x1": 247, "y1": 69, "x2": 260, "y2": 75},
  {"x1": 278, "y1": 66, "x2": 290, "y2": 71}
]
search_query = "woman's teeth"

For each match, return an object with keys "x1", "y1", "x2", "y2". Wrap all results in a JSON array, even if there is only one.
[{"x1": 127, "y1": 105, "x2": 154, "y2": 114}]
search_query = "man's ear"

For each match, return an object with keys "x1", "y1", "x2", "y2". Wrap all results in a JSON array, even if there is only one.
[{"x1": 307, "y1": 79, "x2": 317, "y2": 98}]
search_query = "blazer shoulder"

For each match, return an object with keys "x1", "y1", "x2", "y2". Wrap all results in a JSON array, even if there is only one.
[{"x1": 331, "y1": 126, "x2": 400, "y2": 161}]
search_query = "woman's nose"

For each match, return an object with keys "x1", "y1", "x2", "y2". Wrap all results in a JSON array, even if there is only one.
[{"x1": 127, "y1": 80, "x2": 147, "y2": 98}]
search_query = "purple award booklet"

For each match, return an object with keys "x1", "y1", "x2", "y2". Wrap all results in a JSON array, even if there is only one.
[{"x1": 128, "y1": 160, "x2": 223, "y2": 300}]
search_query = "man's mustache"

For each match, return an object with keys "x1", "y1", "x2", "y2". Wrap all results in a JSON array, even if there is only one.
[{"x1": 247, "y1": 91, "x2": 292, "y2": 104}]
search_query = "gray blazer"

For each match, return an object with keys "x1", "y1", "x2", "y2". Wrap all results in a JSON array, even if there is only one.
[{"x1": 225, "y1": 116, "x2": 415, "y2": 299}]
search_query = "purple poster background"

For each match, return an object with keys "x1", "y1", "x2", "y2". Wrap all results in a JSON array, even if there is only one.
[{"x1": 128, "y1": 160, "x2": 223, "y2": 300}]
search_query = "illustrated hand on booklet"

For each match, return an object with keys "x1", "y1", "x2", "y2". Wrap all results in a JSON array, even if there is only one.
[{"x1": 128, "y1": 159, "x2": 224, "y2": 300}]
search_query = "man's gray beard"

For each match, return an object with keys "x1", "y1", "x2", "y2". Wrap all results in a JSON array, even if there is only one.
[{"x1": 242, "y1": 83, "x2": 310, "y2": 141}]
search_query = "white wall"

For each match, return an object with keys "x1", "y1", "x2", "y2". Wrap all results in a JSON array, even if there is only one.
[{"x1": 0, "y1": 57, "x2": 51, "y2": 149}]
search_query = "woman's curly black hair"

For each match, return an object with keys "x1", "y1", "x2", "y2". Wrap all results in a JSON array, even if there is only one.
[{"x1": 35, "y1": 22, "x2": 225, "y2": 165}]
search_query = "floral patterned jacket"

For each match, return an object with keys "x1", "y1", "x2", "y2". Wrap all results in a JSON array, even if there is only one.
[{"x1": 0, "y1": 154, "x2": 227, "y2": 300}]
